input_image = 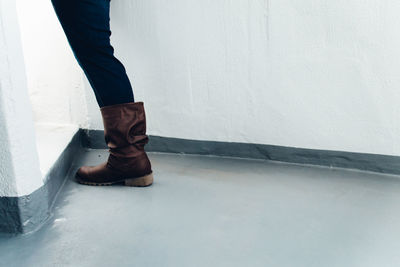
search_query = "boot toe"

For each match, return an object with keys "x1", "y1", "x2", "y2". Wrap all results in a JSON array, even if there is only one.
[{"x1": 76, "y1": 166, "x2": 91, "y2": 180}]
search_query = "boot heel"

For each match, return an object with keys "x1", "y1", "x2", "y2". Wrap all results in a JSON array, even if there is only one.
[{"x1": 124, "y1": 173, "x2": 154, "y2": 187}]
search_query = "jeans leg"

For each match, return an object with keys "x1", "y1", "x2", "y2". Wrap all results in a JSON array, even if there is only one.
[{"x1": 50, "y1": 0, "x2": 134, "y2": 107}]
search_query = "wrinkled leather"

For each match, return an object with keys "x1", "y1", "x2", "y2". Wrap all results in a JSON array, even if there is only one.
[{"x1": 76, "y1": 102, "x2": 152, "y2": 183}]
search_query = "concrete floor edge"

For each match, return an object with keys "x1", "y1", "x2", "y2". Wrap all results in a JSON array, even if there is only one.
[
  {"x1": 3, "y1": 128, "x2": 400, "y2": 235},
  {"x1": 83, "y1": 129, "x2": 400, "y2": 176},
  {"x1": 0, "y1": 130, "x2": 83, "y2": 235}
]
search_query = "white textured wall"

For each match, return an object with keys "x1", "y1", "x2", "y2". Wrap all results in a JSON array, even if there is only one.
[
  {"x1": 0, "y1": 0, "x2": 43, "y2": 197},
  {"x1": 16, "y1": 0, "x2": 88, "y2": 127},
  {"x1": 85, "y1": 0, "x2": 400, "y2": 156},
  {"x1": 0, "y1": 0, "x2": 86, "y2": 197},
  {"x1": 15, "y1": 1, "x2": 90, "y2": 180}
]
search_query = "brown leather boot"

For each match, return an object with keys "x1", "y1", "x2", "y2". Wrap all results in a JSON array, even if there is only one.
[{"x1": 76, "y1": 101, "x2": 153, "y2": 186}]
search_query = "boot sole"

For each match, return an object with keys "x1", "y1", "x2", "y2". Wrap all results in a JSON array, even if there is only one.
[{"x1": 75, "y1": 173, "x2": 154, "y2": 187}]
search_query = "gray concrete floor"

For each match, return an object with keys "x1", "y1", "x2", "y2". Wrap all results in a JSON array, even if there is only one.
[{"x1": 1, "y1": 150, "x2": 400, "y2": 267}]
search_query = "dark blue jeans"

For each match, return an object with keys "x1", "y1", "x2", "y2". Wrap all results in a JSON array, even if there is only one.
[{"x1": 51, "y1": 0, "x2": 134, "y2": 107}]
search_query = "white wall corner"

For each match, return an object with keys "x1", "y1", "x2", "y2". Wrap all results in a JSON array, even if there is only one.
[{"x1": 0, "y1": 0, "x2": 43, "y2": 197}]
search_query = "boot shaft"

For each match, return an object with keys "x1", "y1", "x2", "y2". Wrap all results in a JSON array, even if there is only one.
[{"x1": 100, "y1": 101, "x2": 149, "y2": 157}]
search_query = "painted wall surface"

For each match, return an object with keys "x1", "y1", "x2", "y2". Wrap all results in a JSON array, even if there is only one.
[
  {"x1": 15, "y1": 1, "x2": 90, "y2": 184},
  {"x1": 0, "y1": 0, "x2": 43, "y2": 197},
  {"x1": 85, "y1": 1, "x2": 400, "y2": 156},
  {"x1": 16, "y1": 0, "x2": 88, "y2": 127}
]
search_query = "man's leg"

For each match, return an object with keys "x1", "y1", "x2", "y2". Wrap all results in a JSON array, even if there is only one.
[
  {"x1": 50, "y1": 0, "x2": 134, "y2": 107},
  {"x1": 50, "y1": 0, "x2": 153, "y2": 187}
]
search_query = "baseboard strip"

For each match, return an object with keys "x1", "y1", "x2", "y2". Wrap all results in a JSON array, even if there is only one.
[{"x1": 82, "y1": 129, "x2": 400, "y2": 176}]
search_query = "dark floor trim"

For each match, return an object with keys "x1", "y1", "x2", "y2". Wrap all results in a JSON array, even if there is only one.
[
  {"x1": 0, "y1": 129, "x2": 83, "y2": 235},
  {"x1": 82, "y1": 129, "x2": 400, "y2": 176},
  {"x1": 2, "y1": 128, "x2": 399, "y2": 234}
]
